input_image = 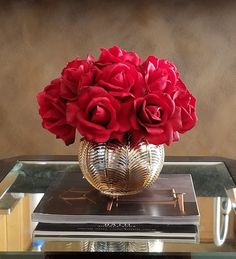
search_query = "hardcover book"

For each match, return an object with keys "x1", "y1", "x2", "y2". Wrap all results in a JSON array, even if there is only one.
[
  {"x1": 34, "y1": 223, "x2": 198, "y2": 239},
  {"x1": 33, "y1": 222, "x2": 199, "y2": 243},
  {"x1": 32, "y1": 171, "x2": 200, "y2": 226}
]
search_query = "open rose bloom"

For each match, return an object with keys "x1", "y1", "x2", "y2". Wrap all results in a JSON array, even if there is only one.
[{"x1": 37, "y1": 46, "x2": 197, "y2": 146}]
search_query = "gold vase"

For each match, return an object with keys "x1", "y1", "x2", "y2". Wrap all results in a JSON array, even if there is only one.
[{"x1": 78, "y1": 138, "x2": 164, "y2": 196}]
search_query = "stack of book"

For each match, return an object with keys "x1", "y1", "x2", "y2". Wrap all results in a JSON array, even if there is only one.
[{"x1": 32, "y1": 171, "x2": 200, "y2": 243}]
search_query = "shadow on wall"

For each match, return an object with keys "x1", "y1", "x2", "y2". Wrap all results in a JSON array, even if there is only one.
[{"x1": 0, "y1": 0, "x2": 235, "y2": 159}]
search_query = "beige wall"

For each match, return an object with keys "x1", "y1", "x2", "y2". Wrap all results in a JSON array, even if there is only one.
[{"x1": 0, "y1": 0, "x2": 235, "y2": 159}]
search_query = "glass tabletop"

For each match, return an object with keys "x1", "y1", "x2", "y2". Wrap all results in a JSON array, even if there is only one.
[{"x1": 0, "y1": 158, "x2": 236, "y2": 257}]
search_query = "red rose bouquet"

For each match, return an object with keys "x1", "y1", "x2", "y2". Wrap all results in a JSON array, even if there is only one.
[{"x1": 37, "y1": 46, "x2": 197, "y2": 146}]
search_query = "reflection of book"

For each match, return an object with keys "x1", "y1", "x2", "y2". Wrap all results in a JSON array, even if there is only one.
[{"x1": 32, "y1": 172, "x2": 199, "y2": 225}]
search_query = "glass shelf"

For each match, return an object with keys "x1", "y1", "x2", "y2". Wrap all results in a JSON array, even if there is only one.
[{"x1": 0, "y1": 157, "x2": 236, "y2": 257}]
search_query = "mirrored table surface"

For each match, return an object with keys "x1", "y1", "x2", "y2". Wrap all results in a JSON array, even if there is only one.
[{"x1": 0, "y1": 156, "x2": 236, "y2": 258}]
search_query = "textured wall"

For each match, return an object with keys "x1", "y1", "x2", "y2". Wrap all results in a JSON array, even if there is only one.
[{"x1": 0, "y1": 0, "x2": 235, "y2": 159}]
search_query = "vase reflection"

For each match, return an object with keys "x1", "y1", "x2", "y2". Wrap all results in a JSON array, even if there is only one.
[{"x1": 81, "y1": 239, "x2": 163, "y2": 252}]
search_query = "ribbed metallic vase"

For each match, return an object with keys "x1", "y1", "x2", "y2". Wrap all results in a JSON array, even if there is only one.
[{"x1": 78, "y1": 138, "x2": 164, "y2": 196}]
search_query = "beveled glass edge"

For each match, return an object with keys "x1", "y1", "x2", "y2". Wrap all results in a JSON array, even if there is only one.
[{"x1": 18, "y1": 160, "x2": 225, "y2": 166}]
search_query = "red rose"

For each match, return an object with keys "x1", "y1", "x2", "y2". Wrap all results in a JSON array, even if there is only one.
[
  {"x1": 130, "y1": 93, "x2": 182, "y2": 145},
  {"x1": 173, "y1": 80, "x2": 197, "y2": 133},
  {"x1": 60, "y1": 57, "x2": 96, "y2": 101},
  {"x1": 141, "y1": 56, "x2": 179, "y2": 94},
  {"x1": 41, "y1": 78, "x2": 61, "y2": 101},
  {"x1": 96, "y1": 63, "x2": 143, "y2": 99},
  {"x1": 37, "y1": 46, "x2": 197, "y2": 146},
  {"x1": 37, "y1": 79, "x2": 76, "y2": 145},
  {"x1": 66, "y1": 86, "x2": 121, "y2": 143},
  {"x1": 97, "y1": 46, "x2": 141, "y2": 66}
]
